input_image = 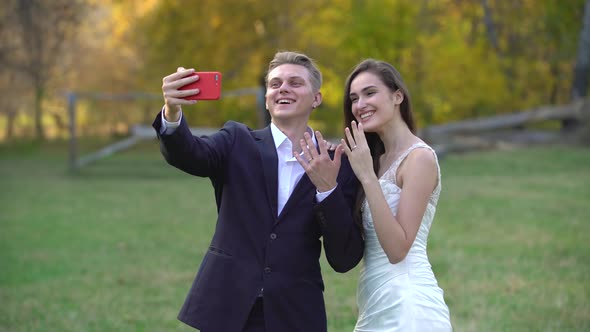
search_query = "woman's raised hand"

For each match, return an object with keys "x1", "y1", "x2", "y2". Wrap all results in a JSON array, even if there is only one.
[{"x1": 342, "y1": 121, "x2": 377, "y2": 184}]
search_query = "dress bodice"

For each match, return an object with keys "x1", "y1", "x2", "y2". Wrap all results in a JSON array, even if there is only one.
[
  {"x1": 355, "y1": 142, "x2": 452, "y2": 332},
  {"x1": 360, "y1": 142, "x2": 441, "y2": 273}
]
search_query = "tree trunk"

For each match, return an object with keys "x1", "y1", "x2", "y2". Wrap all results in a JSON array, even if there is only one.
[
  {"x1": 480, "y1": 0, "x2": 515, "y2": 91},
  {"x1": 565, "y1": 0, "x2": 590, "y2": 130},
  {"x1": 34, "y1": 84, "x2": 45, "y2": 140},
  {"x1": 52, "y1": 112, "x2": 66, "y2": 139},
  {"x1": 5, "y1": 111, "x2": 16, "y2": 140},
  {"x1": 481, "y1": 0, "x2": 499, "y2": 52}
]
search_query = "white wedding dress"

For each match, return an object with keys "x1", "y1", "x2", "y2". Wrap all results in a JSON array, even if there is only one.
[{"x1": 354, "y1": 143, "x2": 452, "y2": 332}]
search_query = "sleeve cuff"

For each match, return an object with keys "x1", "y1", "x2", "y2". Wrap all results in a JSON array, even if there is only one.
[
  {"x1": 160, "y1": 106, "x2": 182, "y2": 135},
  {"x1": 316, "y1": 184, "x2": 337, "y2": 203}
]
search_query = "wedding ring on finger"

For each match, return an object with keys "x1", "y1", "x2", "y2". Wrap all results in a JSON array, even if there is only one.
[{"x1": 352, "y1": 145, "x2": 357, "y2": 150}]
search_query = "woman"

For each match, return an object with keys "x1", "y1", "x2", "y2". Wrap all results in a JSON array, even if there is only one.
[{"x1": 341, "y1": 59, "x2": 452, "y2": 331}]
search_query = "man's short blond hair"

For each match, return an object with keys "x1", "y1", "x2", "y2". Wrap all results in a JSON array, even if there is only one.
[{"x1": 266, "y1": 51, "x2": 322, "y2": 92}]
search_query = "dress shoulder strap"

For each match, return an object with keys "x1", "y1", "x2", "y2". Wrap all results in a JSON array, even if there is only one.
[{"x1": 387, "y1": 142, "x2": 440, "y2": 188}]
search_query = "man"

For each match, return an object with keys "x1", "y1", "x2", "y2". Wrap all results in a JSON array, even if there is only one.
[{"x1": 153, "y1": 51, "x2": 363, "y2": 332}]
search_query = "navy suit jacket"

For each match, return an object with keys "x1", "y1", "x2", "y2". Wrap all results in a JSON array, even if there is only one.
[{"x1": 153, "y1": 112, "x2": 364, "y2": 332}]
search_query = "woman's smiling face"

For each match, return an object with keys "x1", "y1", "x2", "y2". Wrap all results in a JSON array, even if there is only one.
[{"x1": 349, "y1": 71, "x2": 402, "y2": 133}]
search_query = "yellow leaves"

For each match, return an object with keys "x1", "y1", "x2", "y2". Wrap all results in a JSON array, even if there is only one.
[
  {"x1": 108, "y1": 0, "x2": 159, "y2": 45},
  {"x1": 57, "y1": 0, "x2": 584, "y2": 134},
  {"x1": 254, "y1": 20, "x2": 266, "y2": 36},
  {"x1": 319, "y1": 68, "x2": 345, "y2": 109},
  {"x1": 111, "y1": 6, "x2": 130, "y2": 41},
  {"x1": 135, "y1": 0, "x2": 159, "y2": 16},
  {"x1": 410, "y1": 24, "x2": 511, "y2": 123},
  {"x1": 210, "y1": 14, "x2": 222, "y2": 30},
  {"x1": 423, "y1": 95, "x2": 453, "y2": 124},
  {"x1": 308, "y1": 119, "x2": 327, "y2": 135}
]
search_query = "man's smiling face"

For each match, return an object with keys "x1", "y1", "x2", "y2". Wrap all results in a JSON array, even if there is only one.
[{"x1": 266, "y1": 64, "x2": 320, "y2": 123}]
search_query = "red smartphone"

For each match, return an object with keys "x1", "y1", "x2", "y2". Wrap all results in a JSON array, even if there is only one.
[{"x1": 180, "y1": 71, "x2": 222, "y2": 100}]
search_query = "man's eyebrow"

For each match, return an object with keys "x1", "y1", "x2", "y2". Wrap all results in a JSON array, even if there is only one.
[{"x1": 269, "y1": 75, "x2": 305, "y2": 80}]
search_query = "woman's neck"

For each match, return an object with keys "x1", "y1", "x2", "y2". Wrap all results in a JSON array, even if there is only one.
[{"x1": 378, "y1": 121, "x2": 416, "y2": 157}]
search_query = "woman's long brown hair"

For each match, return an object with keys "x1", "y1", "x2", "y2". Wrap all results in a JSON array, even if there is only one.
[{"x1": 342, "y1": 59, "x2": 416, "y2": 228}]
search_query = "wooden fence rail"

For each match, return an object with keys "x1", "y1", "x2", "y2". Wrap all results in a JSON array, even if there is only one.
[
  {"x1": 68, "y1": 98, "x2": 589, "y2": 171},
  {"x1": 419, "y1": 99, "x2": 590, "y2": 156}
]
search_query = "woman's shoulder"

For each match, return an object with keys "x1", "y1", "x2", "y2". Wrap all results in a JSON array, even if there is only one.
[
  {"x1": 407, "y1": 144, "x2": 437, "y2": 164},
  {"x1": 403, "y1": 148, "x2": 437, "y2": 177},
  {"x1": 398, "y1": 144, "x2": 438, "y2": 182}
]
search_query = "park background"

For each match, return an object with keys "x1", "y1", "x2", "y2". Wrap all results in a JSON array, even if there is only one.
[{"x1": 1, "y1": 0, "x2": 589, "y2": 331}]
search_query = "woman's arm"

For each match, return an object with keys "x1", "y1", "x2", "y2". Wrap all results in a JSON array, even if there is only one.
[{"x1": 364, "y1": 149, "x2": 437, "y2": 263}]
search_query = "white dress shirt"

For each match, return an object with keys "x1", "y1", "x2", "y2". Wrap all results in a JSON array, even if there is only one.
[{"x1": 161, "y1": 111, "x2": 335, "y2": 215}]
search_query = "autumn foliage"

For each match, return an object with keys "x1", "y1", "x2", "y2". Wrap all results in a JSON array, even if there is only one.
[{"x1": 0, "y1": 0, "x2": 586, "y2": 140}]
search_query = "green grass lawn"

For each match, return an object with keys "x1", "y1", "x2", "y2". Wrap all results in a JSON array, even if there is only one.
[{"x1": 1, "y1": 141, "x2": 589, "y2": 331}]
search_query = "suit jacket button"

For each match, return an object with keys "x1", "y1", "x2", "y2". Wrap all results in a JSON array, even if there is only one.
[
  {"x1": 318, "y1": 215, "x2": 327, "y2": 227},
  {"x1": 270, "y1": 233, "x2": 277, "y2": 240},
  {"x1": 264, "y1": 267, "x2": 271, "y2": 274}
]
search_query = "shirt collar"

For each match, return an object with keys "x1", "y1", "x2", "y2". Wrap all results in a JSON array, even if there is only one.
[{"x1": 270, "y1": 122, "x2": 317, "y2": 150}]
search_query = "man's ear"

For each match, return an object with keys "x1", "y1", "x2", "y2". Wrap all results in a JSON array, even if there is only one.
[{"x1": 313, "y1": 92, "x2": 323, "y2": 109}]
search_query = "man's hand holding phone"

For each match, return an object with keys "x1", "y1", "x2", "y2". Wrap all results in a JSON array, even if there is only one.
[
  {"x1": 179, "y1": 71, "x2": 222, "y2": 100},
  {"x1": 161, "y1": 67, "x2": 222, "y2": 122}
]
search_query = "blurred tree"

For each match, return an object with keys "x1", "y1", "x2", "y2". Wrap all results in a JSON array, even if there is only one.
[
  {"x1": 566, "y1": 0, "x2": 590, "y2": 129},
  {"x1": 66, "y1": 0, "x2": 159, "y2": 137},
  {"x1": 109, "y1": 0, "x2": 587, "y2": 135},
  {"x1": 3, "y1": 0, "x2": 584, "y2": 141},
  {"x1": 573, "y1": 0, "x2": 590, "y2": 101},
  {"x1": 0, "y1": 0, "x2": 86, "y2": 141},
  {"x1": 0, "y1": 70, "x2": 27, "y2": 140},
  {"x1": 474, "y1": 0, "x2": 585, "y2": 107},
  {"x1": 133, "y1": 0, "x2": 324, "y2": 128}
]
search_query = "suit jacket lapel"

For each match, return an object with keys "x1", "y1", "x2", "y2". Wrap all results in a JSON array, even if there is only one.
[
  {"x1": 278, "y1": 145, "x2": 326, "y2": 221},
  {"x1": 278, "y1": 173, "x2": 313, "y2": 221},
  {"x1": 253, "y1": 127, "x2": 279, "y2": 219},
  {"x1": 253, "y1": 128, "x2": 327, "y2": 222}
]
